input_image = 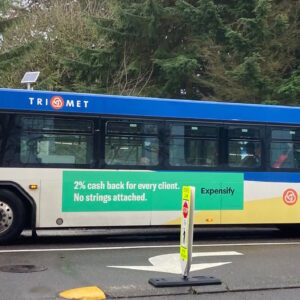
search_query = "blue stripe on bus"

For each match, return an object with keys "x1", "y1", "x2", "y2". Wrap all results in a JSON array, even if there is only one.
[
  {"x1": 0, "y1": 88, "x2": 300, "y2": 124},
  {"x1": 244, "y1": 172, "x2": 300, "y2": 183}
]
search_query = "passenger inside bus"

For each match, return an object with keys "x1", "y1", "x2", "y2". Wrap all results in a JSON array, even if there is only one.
[
  {"x1": 241, "y1": 142, "x2": 260, "y2": 168},
  {"x1": 272, "y1": 143, "x2": 293, "y2": 168},
  {"x1": 139, "y1": 156, "x2": 150, "y2": 166}
]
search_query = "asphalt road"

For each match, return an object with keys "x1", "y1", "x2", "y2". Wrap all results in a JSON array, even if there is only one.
[{"x1": 0, "y1": 227, "x2": 300, "y2": 300}]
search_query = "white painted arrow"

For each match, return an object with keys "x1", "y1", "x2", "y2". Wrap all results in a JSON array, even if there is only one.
[{"x1": 108, "y1": 251, "x2": 243, "y2": 274}]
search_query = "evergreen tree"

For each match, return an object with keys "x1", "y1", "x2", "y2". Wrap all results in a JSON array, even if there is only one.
[
  {"x1": 0, "y1": 0, "x2": 12, "y2": 33},
  {"x1": 0, "y1": 0, "x2": 106, "y2": 90},
  {"x1": 0, "y1": 0, "x2": 299, "y2": 105},
  {"x1": 62, "y1": 0, "x2": 226, "y2": 98}
]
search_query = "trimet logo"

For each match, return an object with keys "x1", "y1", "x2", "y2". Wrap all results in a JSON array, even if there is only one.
[
  {"x1": 29, "y1": 96, "x2": 89, "y2": 110},
  {"x1": 50, "y1": 96, "x2": 64, "y2": 110},
  {"x1": 283, "y1": 188, "x2": 298, "y2": 206}
]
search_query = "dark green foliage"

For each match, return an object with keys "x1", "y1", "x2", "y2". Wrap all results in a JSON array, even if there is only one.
[
  {"x1": 0, "y1": 0, "x2": 17, "y2": 32},
  {"x1": 276, "y1": 68, "x2": 300, "y2": 104},
  {"x1": 0, "y1": 0, "x2": 299, "y2": 105},
  {"x1": 0, "y1": 41, "x2": 38, "y2": 70}
]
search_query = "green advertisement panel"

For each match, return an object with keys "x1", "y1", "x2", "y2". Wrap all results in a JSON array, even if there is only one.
[{"x1": 62, "y1": 171, "x2": 244, "y2": 212}]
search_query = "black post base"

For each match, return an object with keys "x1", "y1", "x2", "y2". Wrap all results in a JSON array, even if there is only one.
[{"x1": 149, "y1": 276, "x2": 221, "y2": 287}]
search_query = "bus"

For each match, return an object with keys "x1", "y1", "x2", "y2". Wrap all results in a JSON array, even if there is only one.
[{"x1": 0, "y1": 88, "x2": 299, "y2": 243}]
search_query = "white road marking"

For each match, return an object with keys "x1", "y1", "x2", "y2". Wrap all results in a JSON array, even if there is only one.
[
  {"x1": 192, "y1": 251, "x2": 243, "y2": 257},
  {"x1": 0, "y1": 242, "x2": 300, "y2": 254},
  {"x1": 108, "y1": 251, "x2": 243, "y2": 274}
]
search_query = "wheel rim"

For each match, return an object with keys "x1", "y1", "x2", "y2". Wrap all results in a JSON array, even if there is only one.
[{"x1": 0, "y1": 200, "x2": 13, "y2": 234}]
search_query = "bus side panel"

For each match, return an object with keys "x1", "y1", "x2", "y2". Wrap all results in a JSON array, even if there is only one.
[
  {"x1": 221, "y1": 180, "x2": 300, "y2": 224},
  {"x1": 39, "y1": 169, "x2": 152, "y2": 228}
]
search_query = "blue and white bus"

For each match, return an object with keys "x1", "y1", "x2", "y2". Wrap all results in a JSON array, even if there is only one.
[{"x1": 0, "y1": 88, "x2": 299, "y2": 242}]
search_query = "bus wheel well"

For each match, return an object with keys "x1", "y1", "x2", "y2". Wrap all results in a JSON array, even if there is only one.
[{"x1": 0, "y1": 184, "x2": 35, "y2": 230}]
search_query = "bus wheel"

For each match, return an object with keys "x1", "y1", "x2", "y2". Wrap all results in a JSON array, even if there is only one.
[{"x1": 0, "y1": 190, "x2": 25, "y2": 244}]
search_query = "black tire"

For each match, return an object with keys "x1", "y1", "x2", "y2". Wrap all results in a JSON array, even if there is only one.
[{"x1": 0, "y1": 189, "x2": 26, "y2": 244}]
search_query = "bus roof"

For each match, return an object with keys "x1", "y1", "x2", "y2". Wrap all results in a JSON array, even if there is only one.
[{"x1": 0, "y1": 88, "x2": 299, "y2": 125}]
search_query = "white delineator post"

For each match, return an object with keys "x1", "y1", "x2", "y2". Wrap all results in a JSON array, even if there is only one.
[
  {"x1": 180, "y1": 186, "x2": 195, "y2": 279},
  {"x1": 148, "y1": 185, "x2": 221, "y2": 287}
]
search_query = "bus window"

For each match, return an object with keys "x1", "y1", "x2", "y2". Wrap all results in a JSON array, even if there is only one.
[
  {"x1": 22, "y1": 117, "x2": 93, "y2": 133},
  {"x1": 105, "y1": 136, "x2": 159, "y2": 166},
  {"x1": 169, "y1": 123, "x2": 218, "y2": 167},
  {"x1": 270, "y1": 127, "x2": 300, "y2": 169},
  {"x1": 21, "y1": 134, "x2": 93, "y2": 165},
  {"x1": 0, "y1": 116, "x2": 7, "y2": 160},
  {"x1": 271, "y1": 142, "x2": 298, "y2": 169},
  {"x1": 0, "y1": 114, "x2": 22, "y2": 166},
  {"x1": 295, "y1": 144, "x2": 300, "y2": 168},
  {"x1": 228, "y1": 127, "x2": 260, "y2": 139},
  {"x1": 20, "y1": 116, "x2": 94, "y2": 166},
  {"x1": 105, "y1": 120, "x2": 159, "y2": 166},
  {"x1": 107, "y1": 121, "x2": 157, "y2": 135},
  {"x1": 228, "y1": 141, "x2": 261, "y2": 168},
  {"x1": 271, "y1": 128, "x2": 300, "y2": 140},
  {"x1": 227, "y1": 126, "x2": 262, "y2": 168}
]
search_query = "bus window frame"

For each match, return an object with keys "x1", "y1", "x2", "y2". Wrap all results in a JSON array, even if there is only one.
[
  {"x1": 0, "y1": 111, "x2": 99, "y2": 169},
  {"x1": 222, "y1": 123, "x2": 265, "y2": 171},
  {"x1": 102, "y1": 118, "x2": 164, "y2": 170},
  {"x1": 161, "y1": 121, "x2": 221, "y2": 171},
  {"x1": 268, "y1": 125, "x2": 300, "y2": 171},
  {"x1": 3, "y1": 110, "x2": 300, "y2": 173}
]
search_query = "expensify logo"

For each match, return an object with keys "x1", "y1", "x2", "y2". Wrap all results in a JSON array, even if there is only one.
[{"x1": 28, "y1": 96, "x2": 89, "y2": 110}]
